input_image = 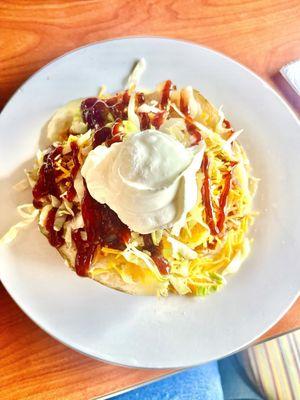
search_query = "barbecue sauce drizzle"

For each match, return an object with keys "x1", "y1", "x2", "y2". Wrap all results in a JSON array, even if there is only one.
[
  {"x1": 65, "y1": 142, "x2": 80, "y2": 201},
  {"x1": 45, "y1": 207, "x2": 65, "y2": 248},
  {"x1": 34, "y1": 87, "x2": 236, "y2": 279},
  {"x1": 33, "y1": 144, "x2": 81, "y2": 249},
  {"x1": 32, "y1": 146, "x2": 63, "y2": 208},
  {"x1": 152, "y1": 111, "x2": 166, "y2": 130},
  {"x1": 201, "y1": 153, "x2": 219, "y2": 236},
  {"x1": 140, "y1": 113, "x2": 151, "y2": 130},
  {"x1": 180, "y1": 94, "x2": 217, "y2": 234},
  {"x1": 185, "y1": 118, "x2": 202, "y2": 145},
  {"x1": 216, "y1": 171, "x2": 232, "y2": 232},
  {"x1": 179, "y1": 92, "x2": 234, "y2": 235},
  {"x1": 72, "y1": 181, "x2": 131, "y2": 276},
  {"x1": 142, "y1": 234, "x2": 170, "y2": 275},
  {"x1": 160, "y1": 80, "x2": 172, "y2": 109}
]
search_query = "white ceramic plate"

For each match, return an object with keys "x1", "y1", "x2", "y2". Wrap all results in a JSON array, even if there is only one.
[{"x1": 0, "y1": 37, "x2": 299, "y2": 369}]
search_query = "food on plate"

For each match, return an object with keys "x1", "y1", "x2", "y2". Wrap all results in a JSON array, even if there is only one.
[{"x1": 1, "y1": 60, "x2": 257, "y2": 296}]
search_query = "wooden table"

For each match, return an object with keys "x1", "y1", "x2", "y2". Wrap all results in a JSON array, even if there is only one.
[{"x1": 0, "y1": 1, "x2": 299, "y2": 399}]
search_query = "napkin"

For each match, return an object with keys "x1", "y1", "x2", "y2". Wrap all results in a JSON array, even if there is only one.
[
  {"x1": 280, "y1": 60, "x2": 300, "y2": 95},
  {"x1": 113, "y1": 362, "x2": 223, "y2": 400}
]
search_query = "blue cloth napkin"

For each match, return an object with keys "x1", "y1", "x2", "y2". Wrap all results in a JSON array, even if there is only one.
[
  {"x1": 113, "y1": 361, "x2": 223, "y2": 400},
  {"x1": 218, "y1": 355, "x2": 263, "y2": 400},
  {"x1": 111, "y1": 356, "x2": 265, "y2": 400}
]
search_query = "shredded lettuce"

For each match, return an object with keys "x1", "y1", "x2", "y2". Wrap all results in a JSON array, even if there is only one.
[
  {"x1": 151, "y1": 229, "x2": 163, "y2": 246},
  {"x1": 39, "y1": 204, "x2": 52, "y2": 227},
  {"x1": 63, "y1": 213, "x2": 84, "y2": 248},
  {"x1": 160, "y1": 118, "x2": 191, "y2": 147},
  {"x1": 12, "y1": 178, "x2": 29, "y2": 192},
  {"x1": 191, "y1": 271, "x2": 225, "y2": 296},
  {"x1": 54, "y1": 201, "x2": 74, "y2": 231},
  {"x1": 180, "y1": 86, "x2": 201, "y2": 118},
  {"x1": 122, "y1": 243, "x2": 165, "y2": 281},
  {"x1": 122, "y1": 120, "x2": 139, "y2": 139},
  {"x1": 4, "y1": 65, "x2": 256, "y2": 297},
  {"x1": 127, "y1": 93, "x2": 140, "y2": 131},
  {"x1": 169, "y1": 275, "x2": 191, "y2": 295},
  {"x1": 47, "y1": 99, "x2": 83, "y2": 141},
  {"x1": 98, "y1": 85, "x2": 107, "y2": 98},
  {"x1": 222, "y1": 238, "x2": 250, "y2": 275},
  {"x1": 167, "y1": 235, "x2": 197, "y2": 260},
  {"x1": 74, "y1": 172, "x2": 85, "y2": 202},
  {"x1": 170, "y1": 102, "x2": 215, "y2": 138},
  {"x1": 0, "y1": 204, "x2": 39, "y2": 245},
  {"x1": 50, "y1": 195, "x2": 60, "y2": 208},
  {"x1": 126, "y1": 58, "x2": 146, "y2": 91},
  {"x1": 137, "y1": 103, "x2": 161, "y2": 114}
]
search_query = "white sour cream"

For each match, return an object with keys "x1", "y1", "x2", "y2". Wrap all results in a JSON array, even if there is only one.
[{"x1": 81, "y1": 130, "x2": 205, "y2": 234}]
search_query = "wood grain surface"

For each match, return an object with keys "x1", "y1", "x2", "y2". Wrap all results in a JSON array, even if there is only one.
[{"x1": 0, "y1": 0, "x2": 299, "y2": 399}]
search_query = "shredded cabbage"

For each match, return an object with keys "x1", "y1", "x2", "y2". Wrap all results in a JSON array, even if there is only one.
[
  {"x1": 122, "y1": 120, "x2": 139, "y2": 139},
  {"x1": 151, "y1": 230, "x2": 163, "y2": 246},
  {"x1": 98, "y1": 85, "x2": 107, "y2": 98},
  {"x1": 0, "y1": 204, "x2": 38, "y2": 245},
  {"x1": 138, "y1": 103, "x2": 161, "y2": 114},
  {"x1": 126, "y1": 58, "x2": 146, "y2": 91},
  {"x1": 4, "y1": 61, "x2": 256, "y2": 297},
  {"x1": 74, "y1": 172, "x2": 85, "y2": 201},
  {"x1": 39, "y1": 204, "x2": 52, "y2": 227},
  {"x1": 160, "y1": 118, "x2": 191, "y2": 146},
  {"x1": 47, "y1": 99, "x2": 83, "y2": 141},
  {"x1": 12, "y1": 178, "x2": 29, "y2": 192},
  {"x1": 122, "y1": 243, "x2": 165, "y2": 281},
  {"x1": 127, "y1": 93, "x2": 140, "y2": 131},
  {"x1": 180, "y1": 86, "x2": 201, "y2": 118},
  {"x1": 166, "y1": 236, "x2": 198, "y2": 260},
  {"x1": 169, "y1": 275, "x2": 191, "y2": 295}
]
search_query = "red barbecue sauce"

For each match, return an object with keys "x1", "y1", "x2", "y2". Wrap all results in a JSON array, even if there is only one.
[
  {"x1": 93, "y1": 127, "x2": 112, "y2": 148},
  {"x1": 72, "y1": 230, "x2": 96, "y2": 277},
  {"x1": 201, "y1": 153, "x2": 219, "y2": 236},
  {"x1": 105, "y1": 91, "x2": 130, "y2": 120},
  {"x1": 143, "y1": 234, "x2": 170, "y2": 275},
  {"x1": 223, "y1": 119, "x2": 231, "y2": 129},
  {"x1": 45, "y1": 207, "x2": 65, "y2": 248},
  {"x1": 180, "y1": 91, "x2": 233, "y2": 234},
  {"x1": 180, "y1": 94, "x2": 189, "y2": 116},
  {"x1": 91, "y1": 91, "x2": 135, "y2": 148},
  {"x1": 66, "y1": 142, "x2": 80, "y2": 201},
  {"x1": 72, "y1": 182, "x2": 131, "y2": 277},
  {"x1": 160, "y1": 80, "x2": 172, "y2": 109},
  {"x1": 216, "y1": 171, "x2": 232, "y2": 233},
  {"x1": 83, "y1": 91, "x2": 131, "y2": 133},
  {"x1": 111, "y1": 119, "x2": 122, "y2": 136},
  {"x1": 179, "y1": 94, "x2": 202, "y2": 145},
  {"x1": 93, "y1": 120, "x2": 123, "y2": 148},
  {"x1": 140, "y1": 113, "x2": 151, "y2": 130},
  {"x1": 136, "y1": 92, "x2": 150, "y2": 131},
  {"x1": 223, "y1": 119, "x2": 236, "y2": 141},
  {"x1": 138, "y1": 87, "x2": 167, "y2": 130},
  {"x1": 185, "y1": 119, "x2": 202, "y2": 145},
  {"x1": 123, "y1": 90, "x2": 131, "y2": 106},
  {"x1": 152, "y1": 111, "x2": 166, "y2": 130},
  {"x1": 32, "y1": 146, "x2": 63, "y2": 208},
  {"x1": 136, "y1": 92, "x2": 145, "y2": 105},
  {"x1": 106, "y1": 135, "x2": 122, "y2": 146},
  {"x1": 104, "y1": 119, "x2": 124, "y2": 147}
]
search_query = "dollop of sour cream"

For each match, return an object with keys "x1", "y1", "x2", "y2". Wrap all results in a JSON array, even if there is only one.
[{"x1": 81, "y1": 130, "x2": 205, "y2": 234}]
